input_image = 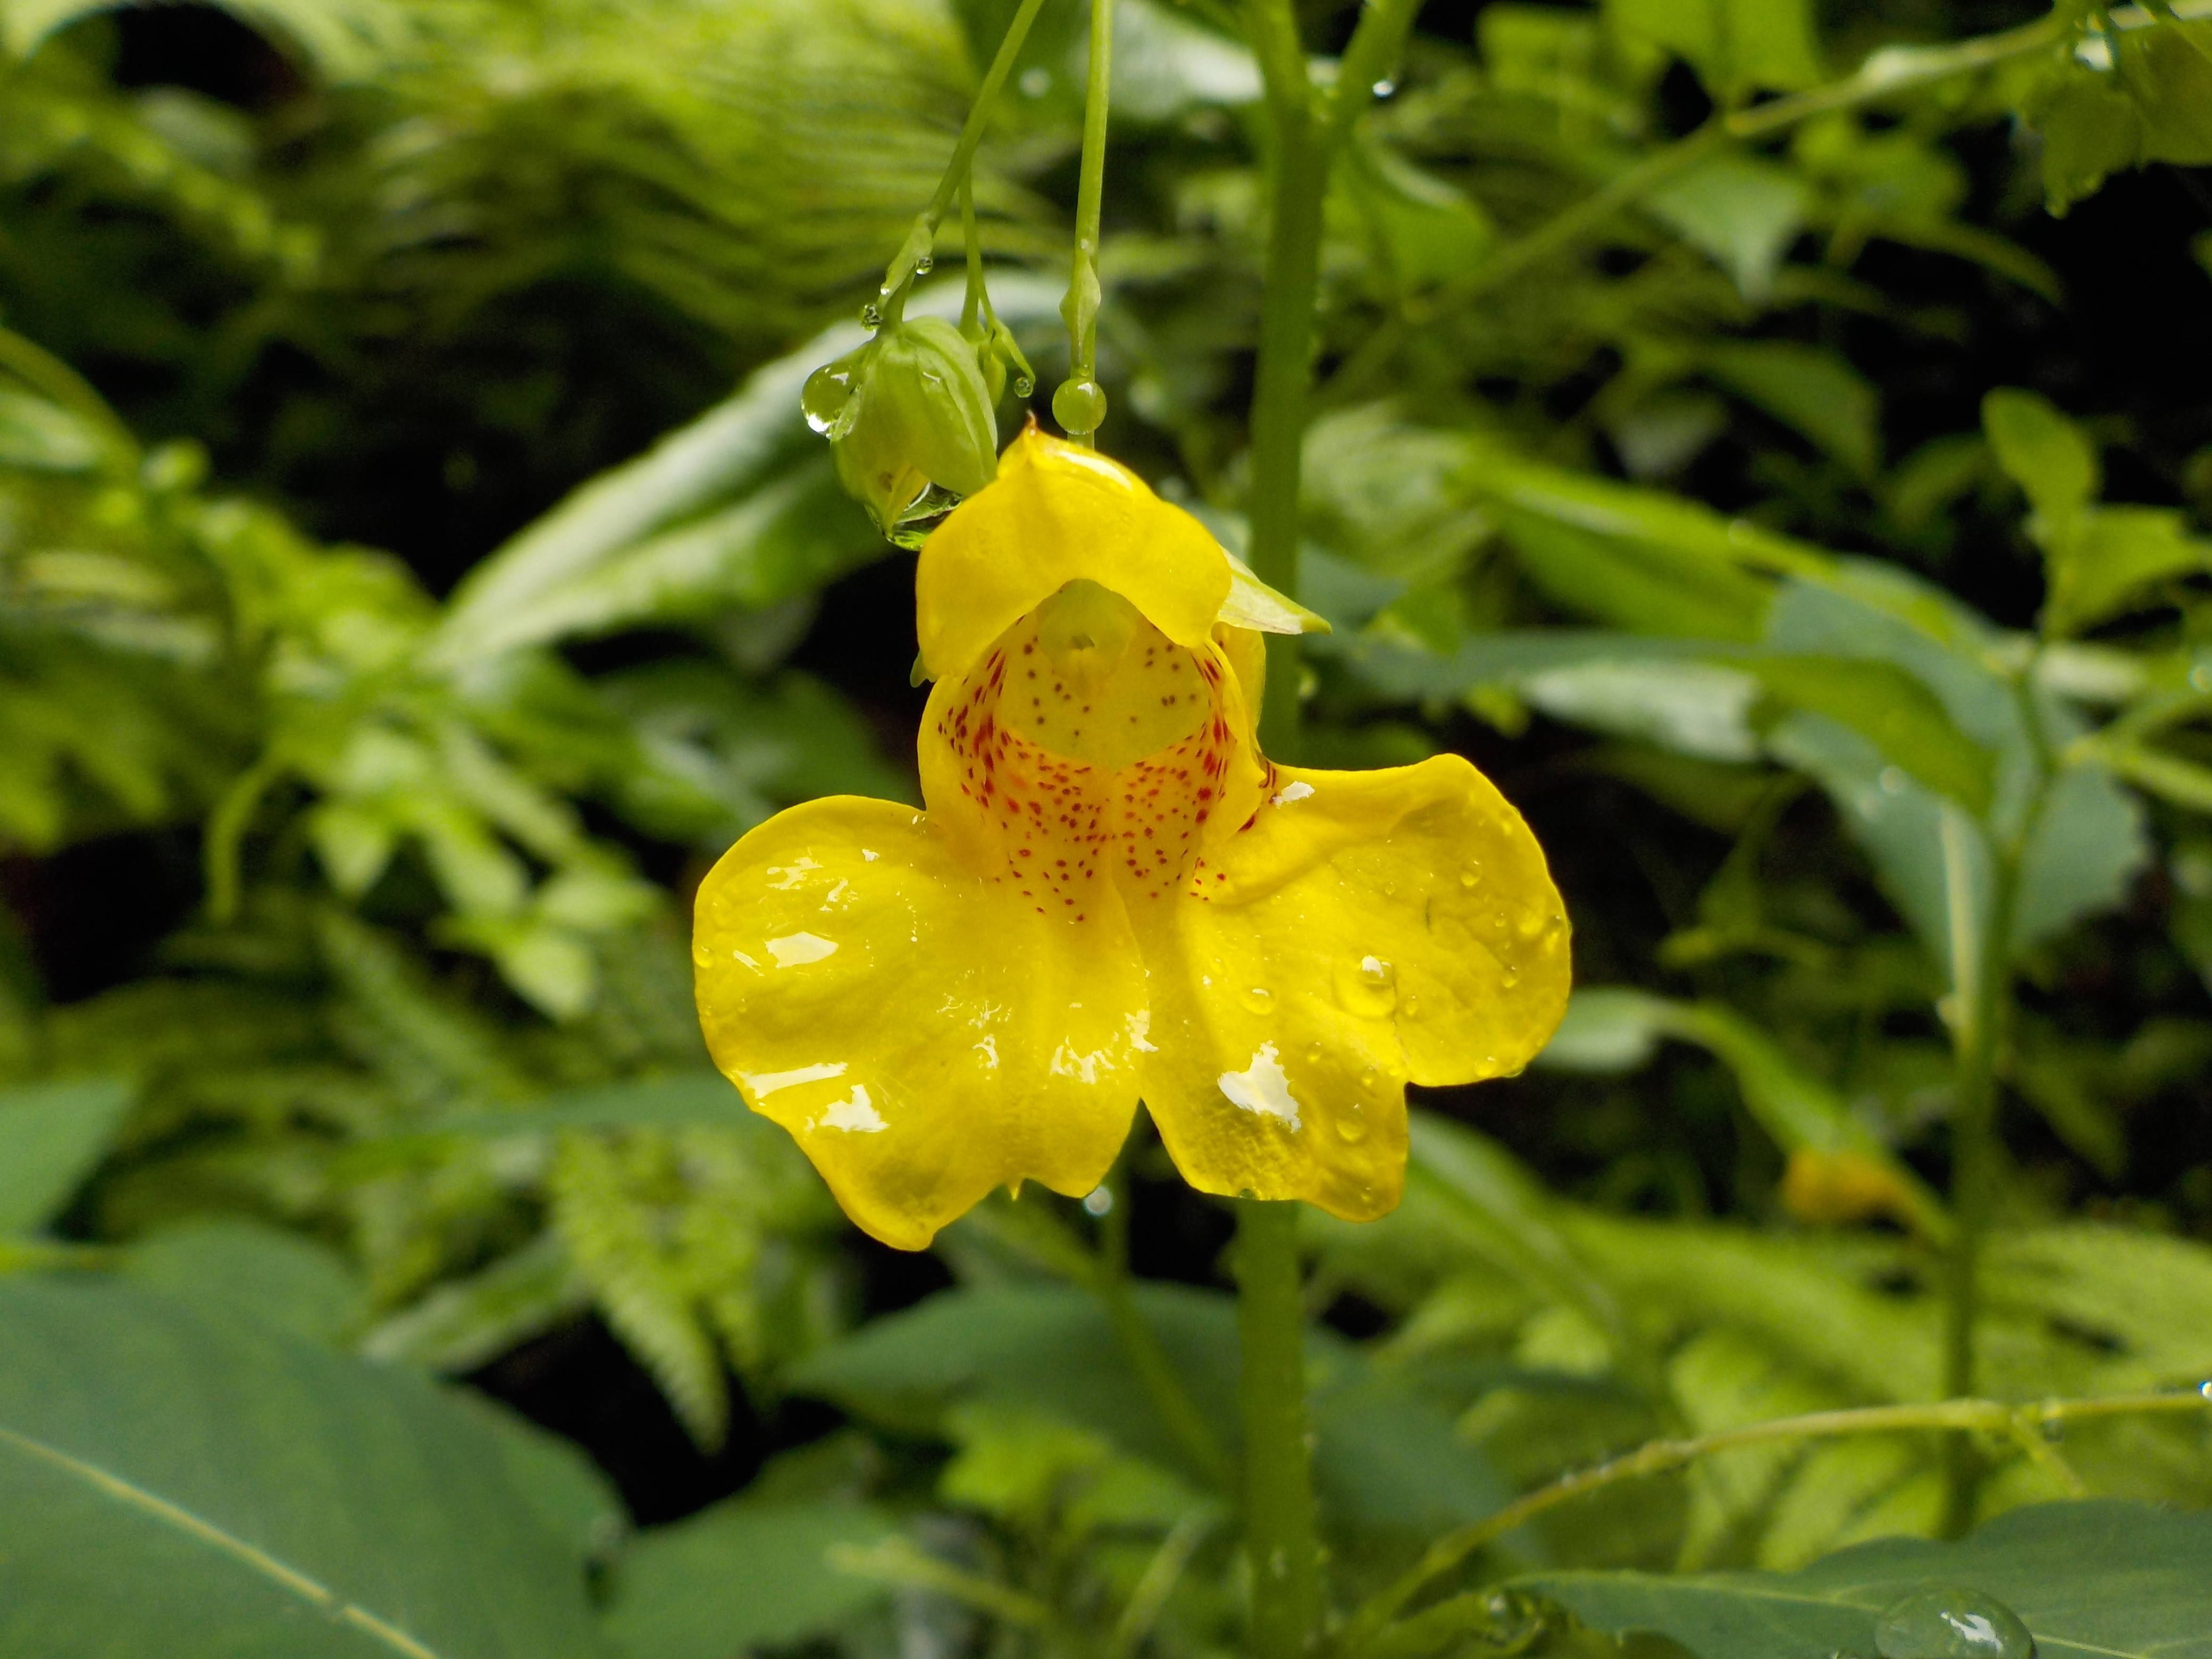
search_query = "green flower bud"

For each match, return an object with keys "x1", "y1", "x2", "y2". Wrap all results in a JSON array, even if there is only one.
[{"x1": 814, "y1": 317, "x2": 999, "y2": 535}]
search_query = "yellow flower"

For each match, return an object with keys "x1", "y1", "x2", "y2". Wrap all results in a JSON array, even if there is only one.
[{"x1": 693, "y1": 428, "x2": 1570, "y2": 1250}]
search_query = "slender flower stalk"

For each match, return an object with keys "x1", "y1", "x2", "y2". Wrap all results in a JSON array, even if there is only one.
[
  {"x1": 1054, "y1": 0, "x2": 1116, "y2": 442},
  {"x1": 873, "y1": 0, "x2": 1053, "y2": 316}
]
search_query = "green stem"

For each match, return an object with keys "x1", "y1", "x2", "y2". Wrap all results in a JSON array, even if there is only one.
[
  {"x1": 1236, "y1": 1199, "x2": 1320, "y2": 1659},
  {"x1": 874, "y1": 0, "x2": 1052, "y2": 311},
  {"x1": 1937, "y1": 814, "x2": 2010, "y2": 1536},
  {"x1": 1057, "y1": 0, "x2": 1115, "y2": 443},
  {"x1": 1243, "y1": 0, "x2": 1325, "y2": 753},
  {"x1": 1095, "y1": 1157, "x2": 1236, "y2": 1488}
]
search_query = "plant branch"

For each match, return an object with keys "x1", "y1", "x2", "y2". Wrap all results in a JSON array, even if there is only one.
[
  {"x1": 1335, "y1": 1390, "x2": 2211, "y2": 1656},
  {"x1": 874, "y1": 0, "x2": 1052, "y2": 311}
]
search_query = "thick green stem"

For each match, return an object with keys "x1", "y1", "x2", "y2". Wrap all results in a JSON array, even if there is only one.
[
  {"x1": 1243, "y1": 0, "x2": 1325, "y2": 754},
  {"x1": 874, "y1": 0, "x2": 1052, "y2": 308},
  {"x1": 1236, "y1": 1199, "x2": 1320, "y2": 1659}
]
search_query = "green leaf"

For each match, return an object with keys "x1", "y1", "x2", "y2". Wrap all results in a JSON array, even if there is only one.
[
  {"x1": 789, "y1": 1283, "x2": 1508, "y2": 1539},
  {"x1": 1531, "y1": 1499, "x2": 2212, "y2": 1658},
  {"x1": 121, "y1": 1219, "x2": 363, "y2": 1346},
  {"x1": 1605, "y1": 0, "x2": 1826, "y2": 93},
  {"x1": 1982, "y1": 389, "x2": 2100, "y2": 521},
  {"x1": 1537, "y1": 992, "x2": 1946, "y2": 1238},
  {"x1": 1742, "y1": 653, "x2": 1993, "y2": 814},
  {"x1": 2042, "y1": 507, "x2": 2212, "y2": 636},
  {"x1": 0, "y1": 1277, "x2": 607, "y2": 1659},
  {"x1": 1645, "y1": 154, "x2": 1811, "y2": 301},
  {"x1": 601, "y1": 1497, "x2": 897, "y2": 1659},
  {"x1": 1705, "y1": 343, "x2": 1880, "y2": 477},
  {"x1": 0, "y1": 1077, "x2": 132, "y2": 1235}
]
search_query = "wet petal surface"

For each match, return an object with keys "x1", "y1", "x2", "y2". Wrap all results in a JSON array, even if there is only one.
[{"x1": 693, "y1": 796, "x2": 1146, "y2": 1249}]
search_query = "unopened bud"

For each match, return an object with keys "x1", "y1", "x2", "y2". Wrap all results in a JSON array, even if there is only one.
[{"x1": 809, "y1": 317, "x2": 999, "y2": 535}]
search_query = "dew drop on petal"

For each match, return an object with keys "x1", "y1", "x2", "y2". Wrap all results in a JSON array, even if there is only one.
[
  {"x1": 1874, "y1": 1588, "x2": 2035, "y2": 1659},
  {"x1": 1239, "y1": 985, "x2": 1275, "y2": 1014},
  {"x1": 1334, "y1": 1107, "x2": 1367, "y2": 1143},
  {"x1": 1460, "y1": 864, "x2": 1480, "y2": 889},
  {"x1": 1334, "y1": 955, "x2": 1397, "y2": 1018},
  {"x1": 692, "y1": 941, "x2": 713, "y2": 966}
]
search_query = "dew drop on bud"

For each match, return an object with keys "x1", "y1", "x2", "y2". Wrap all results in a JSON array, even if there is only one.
[
  {"x1": 861, "y1": 301, "x2": 884, "y2": 329},
  {"x1": 914, "y1": 253, "x2": 933, "y2": 275},
  {"x1": 801, "y1": 364, "x2": 853, "y2": 434},
  {"x1": 1053, "y1": 376, "x2": 1108, "y2": 435},
  {"x1": 1013, "y1": 375, "x2": 1035, "y2": 398},
  {"x1": 1874, "y1": 1587, "x2": 2035, "y2": 1659}
]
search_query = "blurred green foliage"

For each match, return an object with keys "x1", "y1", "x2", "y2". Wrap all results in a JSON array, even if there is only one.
[{"x1": 5, "y1": 0, "x2": 2212, "y2": 1654}]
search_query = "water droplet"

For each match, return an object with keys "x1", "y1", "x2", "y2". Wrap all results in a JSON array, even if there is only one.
[
  {"x1": 1371, "y1": 78, "x2": 1396, "y2": 96},
  {"x1": 1238, "y1": 985, "x2": 1275, "y2": 1014},
  {"x1": 1082, "y1": 1185, "x2": 1113, "y2": 1217},
  {"x1": 801, "y1": 363, "x2": 854, "y2": 434},
  {"x1": 1459, "y1": 863, "x2": 1480, "y2": 888},
  {"x1": 1052, "y1": 377, "x2": 1109, "y2": 436},
  {"x1": 1013, "y1": 374, "x2": 1035, "y2": 397},
  {"x1": 860, "y1": 300, "x2": 883, "y2": 329},
  {"x1": 1874, "y1": 1588, "x2": 2035, "y2": 1659},
  {"x1": 691, "y1": 942, "x2": 713, "y2": 966},
  {"x1": 1402, "y1": 991, "x2": 1422, "y2": 1019},
  {"x1": 1019, "y1": 64, "x2": 1052, "y2": 97},
  {"x1": 1334, "y1": 1112, "x2": 1368, "y2": 1143},
  {"x1": 1515, "y1": 909, "x2": 1553, "y2": 941},
  {"x1": 1334, "y1": 955, "x2": 1397, "y2": 1018},
  {"x1": 913, "y1": 252, "x2": 933, "y2": 275},
  {"x1": 1357, "y1": 1069, "x2": 1376, "y2": 1090}
]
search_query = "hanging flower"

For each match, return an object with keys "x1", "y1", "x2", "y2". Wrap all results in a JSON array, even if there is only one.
[{"x1": 692, "y1": 428, "x2": 1570, "y2": 1250}]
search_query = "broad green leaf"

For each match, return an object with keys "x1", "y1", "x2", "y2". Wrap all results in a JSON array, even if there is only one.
[
  {"x1": 1605, "y1": 0, "x2": 1825, "y2": 91},
  {"x1": 1982, "y1": 389, "x2": 2100, "y2": 521},
  {"x1": 0, "y1": 1277, "x2": 607, "y2": 1659},
  {"x1": 122, "y1": 1219, "x2": 363, "y2": 1346},
  {"x1": 0, "y1": 1077, "x2": 132, "y2": 1235},
  {"x1": 1705, "y1": 343, "x2": 1879, "y2": 477},
  {"x1": 601, "y1": 1497, "x2": 897, "y2": 1659},
  {"x1": 1532, "y1": 1499, "x2": 2212, "y2": 1658}
]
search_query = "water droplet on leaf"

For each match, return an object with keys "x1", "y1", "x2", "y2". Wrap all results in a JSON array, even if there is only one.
[
  {"x1": 1874, "y1": 1587, "x2": 2035, "y2": 1659},
  {"x1": 1371, "y1": 78, "x2": 1395, "y2": 96},
  {"x1": 861, "y1": 301, "x2": 883, "y2": 329},
  {"x1": 913, "y1": 252, "x2": 933, "y2": 275}
]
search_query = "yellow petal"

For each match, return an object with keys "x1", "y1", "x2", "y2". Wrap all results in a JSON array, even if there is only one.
[
  {"x1": 1131, "y1": 756, "x2": 1570, "y2": 1220},
  {"x1": 916, "y1": 427, "x2": 1231, "y2": 683},
  {"x1": 692, "y1": 795, "x2": 1146, "y2": 1250}
]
